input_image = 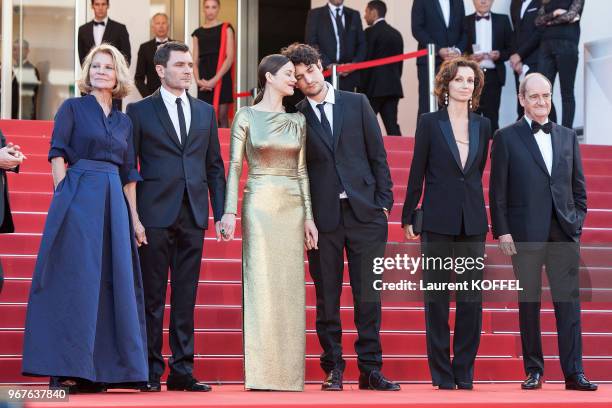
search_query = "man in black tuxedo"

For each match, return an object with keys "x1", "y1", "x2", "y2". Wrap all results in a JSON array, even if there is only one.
[
  {"x1": 78, "y1": 0, "x2": 131, "y2": 109},
  {"x1": 135, "y1": 13, "x2": 171, "y2": 98},
  {"x1": 0, "y1": 131, "x2": 24, "y2": 294},
  {"x1": 305, "y1": 0, "x2": 366, "y2": 92},
  {"x1": 489, "y1": 73, "x2": 597, "y2": 391},
  {"x1": 464, "y1": 0, "x2": 513, "y2": 132},
  {"x1": 509, "y1": 0, "x2": 542, "y2": 118},
  {"x1": 125, "y1": 42, "x2": 226, "y2": 392},
  {"x1": 411, "y1": 0, "x2": 467, "y2": 120},
  {"x1": 282, "y1": 43, "x2": 398, "y2": 392},
  {"x1": 362, "y1": 1, "x2": 404, "y2": 136}
]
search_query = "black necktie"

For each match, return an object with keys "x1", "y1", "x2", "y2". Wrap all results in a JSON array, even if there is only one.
[
  {"x1": 335, "y1": 8, "x2": 345, "y2": 60},
  {"x1": 531, "y1": 121, "x2": 552, "y2": 134},
  {"x1": 476, "y1": 14, "x2": 490, "y2": 21},
  {"x1": 93, "y1": 21, "x2": 105, "y2": 26},
  {"x1": 176, "y1": 98, "x2": 187, "y2": 145},
  {"x1": 316, "y1": 103, "x2": 334, "y2": 145},
  {"x1": 156, "y1": 40, "x2": 168, "y2": 47}
]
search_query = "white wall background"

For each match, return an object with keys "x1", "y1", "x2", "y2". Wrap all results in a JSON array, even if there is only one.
[{"x1": 312, "y1": 0, "x2": 612, "y2": 137}]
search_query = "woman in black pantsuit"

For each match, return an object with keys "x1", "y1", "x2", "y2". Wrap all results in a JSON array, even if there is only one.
[{"x1": 402, "y1": 58, "x2": 491, "y2": 390}]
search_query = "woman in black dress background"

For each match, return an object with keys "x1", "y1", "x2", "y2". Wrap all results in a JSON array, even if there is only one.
[{"x1": 192, "y1": 0, "x2": 234, "y2": 128}]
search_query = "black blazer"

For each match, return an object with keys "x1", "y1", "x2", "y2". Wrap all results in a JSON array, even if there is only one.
[
  {"x1": 401, "y1": 109, "x2": 492, "y2": 236},
  {"x1": 296, "y1": 90, "x2": 393, "y2": 233},
  {"x1": 305, "y1": 5, "x2": 366, "y2": 68},
  {"x1": 489, "y1": 118, "x2": 587, "y2": 242},
  {"x1": 510, "y1": 0, "x2": 542, "y2": 67},
  {"x1": 361, "y1": 20, "x2": 404, "y2": 99},
  {"x1": 0, "y1": 131, "x2": 17, "y2": 234},
  {"x1": 126, "y1": 90, "x2": 226, "y2": 229},
  {"x1": 411, "y1": 0, "x2": 467, "y2": 66},
  {"x1": 134, "y1": 39, "x2": 167, "y2": 98},
  {"x1": 78, "y1": 19, "x2": 131, "y2": 65},
  {"x1": 464, "y1": 13, "x2": 513, "y2": 85}
]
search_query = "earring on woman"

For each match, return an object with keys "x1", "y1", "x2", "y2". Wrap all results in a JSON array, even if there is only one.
[
  {"x1": 444, "y1": 92, "x2": 449, "y2": 106},
  {"x1": 469, "y1": 98, "x2": 473, "y2": 110}
]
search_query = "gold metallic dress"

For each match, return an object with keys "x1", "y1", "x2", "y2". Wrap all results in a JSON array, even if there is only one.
[{"x1": 225, "y1": 106, "x2": 312, "y2": 391}]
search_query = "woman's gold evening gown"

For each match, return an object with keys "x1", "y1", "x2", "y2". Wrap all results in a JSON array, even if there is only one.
[{"x1": 225, "y1": 107, "x2": 312, "y2": 391}]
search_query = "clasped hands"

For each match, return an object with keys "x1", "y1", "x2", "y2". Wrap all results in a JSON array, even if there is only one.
[
  {"x1": 0, "y1": 142, "x2": 27, "y2": 170},
  {"x1": 197, "y1": 77, "x2": 219, "y2": 92}
]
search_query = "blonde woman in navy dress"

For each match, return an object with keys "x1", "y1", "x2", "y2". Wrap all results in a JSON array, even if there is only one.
[{"x1": 22, "y1": 44, "x2": 147, "y2": 393}]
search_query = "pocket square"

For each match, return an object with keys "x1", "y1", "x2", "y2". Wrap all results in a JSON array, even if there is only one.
[{"x1": 527, "y1": 8, "x2": 537, "y2": 12}]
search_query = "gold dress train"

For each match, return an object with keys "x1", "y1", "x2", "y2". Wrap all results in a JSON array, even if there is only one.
[{"x1": 225, "y1": 106, "x2": 312, "y2": 391}]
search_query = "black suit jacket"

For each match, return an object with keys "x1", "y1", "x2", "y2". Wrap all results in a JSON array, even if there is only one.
[
  {"x1": 305, "y1": 5, "x2": 366, "y2": 68},
  {"x1": 464, "y1": 13, "x2": 513, "y2": 85},
  {"x1": 78, "y1": 19, "x2": 131, "y2": 65},
  {"x1": 411, "y1": 0, "x2": 467, "y2": 66},
  {"x1": 296, "y1": 90, "x2": 393, "y2": 233},
  {"x1": 510, "y1": 0, "x2": 542, "y2": 67},
  {"x1": 135, "y1": 39, "x2": 171, "y2": 98},
  {"x1": 126, "y1": 90, "x2": 226, "y2": 229},
  {"x1": 489, "y1": 118, "x2": 587, "y2": 243},
  {"x1": 362, "y1": 20, "x2": 404, "y2": 99},
  {"x1": 0, "y1": 131, "x2": 17, "y2": 234},
  {"x1": 401, "y1": 109, "x2": 491, "y2": 236}
]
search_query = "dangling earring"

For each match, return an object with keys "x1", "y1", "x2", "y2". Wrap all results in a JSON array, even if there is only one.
[
  {"x1": 469, "y1": 98, "x2": 473, "y2": 110},
  {"x1": 444, "y1": 92, "x2": 449, "y2": 106}
]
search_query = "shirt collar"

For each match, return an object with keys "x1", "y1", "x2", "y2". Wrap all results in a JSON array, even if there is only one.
[
  {"x1": 307, "y1": 82, "x2": 335, "y2": 111},
  {"x1": 328, "y1": 3, "x2": 344, "y2": 15},
  {"x1": 94, "y1": 16, "x2": 109, "y2": 25},
  {"x1": 524, "y1": 115, "x2": 550, "y2": 128},
  {"x1": 160, "y1": 85, "x2": 188, "y2": 107},
  {"x1": 476, "y1": 12, "x2": 491, "y2": 18},
  {"x1": 373, "y1": 18, "x2": 385, "y2": 25},
  {"x1": 155, "y1": 37, "x2": 169, "y2": 43}
]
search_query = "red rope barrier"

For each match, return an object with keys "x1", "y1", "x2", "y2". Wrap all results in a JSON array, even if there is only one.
[{"x1": 234, "y1": 48, "x2": 429, "y2": 99}]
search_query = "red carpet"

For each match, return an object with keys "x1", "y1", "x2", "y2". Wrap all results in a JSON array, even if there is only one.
[{"x1": 1, "y1": 119, "x2": 612, "y2": 390}]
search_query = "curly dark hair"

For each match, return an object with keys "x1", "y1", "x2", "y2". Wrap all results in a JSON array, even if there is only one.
[
  {"x1": 280, "y1": 42, "x2": 321, "y2": 67},
  {"x1": 434, "y1": 57, "x2": 484, "y2": 110}
]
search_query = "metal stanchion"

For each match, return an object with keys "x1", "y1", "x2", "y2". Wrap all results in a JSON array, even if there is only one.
[
  {"x1": 331, "y1": 64, "x2": 339, "y2": 89},
  {"x1": 427, "y1": 43, "x2": 438, "y2": 113}
]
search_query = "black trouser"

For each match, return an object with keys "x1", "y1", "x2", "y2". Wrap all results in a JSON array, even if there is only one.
[
  {"x1": 538, "y1": 39, "x2": 579, "y2": 128},
  {"x1": 417, "y1": 63, "x2": 440, "y2": 121},
  {"x1": 512, "y1": 215, "x2": 584, "y2": 378},
  {"x1": 369, "y1": 96, "x2": 401, "y2": 136},
  {"x1": 475, "y1": 68, "x2": 502, "y2": 132},
  {"x1": 138, "y1": 192, "x2": 204, "y2": 382},
  {"x1": 514, "y1": 63, "x2": 538, "y2": 119},
  {"x1": 307, "y1": 199, "x2": 387, "y2": 375},
  {"x1": 421, "y1": 226, "x2": 486, "y2": 387}
]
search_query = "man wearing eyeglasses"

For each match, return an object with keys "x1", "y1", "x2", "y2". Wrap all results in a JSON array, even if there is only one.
[{"x1": 489, "y1": 73, "x2": 597, "y2": 392}]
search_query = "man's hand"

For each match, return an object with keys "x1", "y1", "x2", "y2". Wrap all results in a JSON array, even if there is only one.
[
  {"x1": 498, "y1": 234, "x2": 517, "y2": 256},
  {"x1": 0, "y1": 146, "x2": 23, "y2": 170},
  {"x1": 134, "y1": 220, "x2": 148, "y2": 247},
  {"x1": 513, "y1": 61, "x2": 524, "y2": 74},
  {"x1": 215, "y1": 221, "x2": 223, "y2": 242},
  {"x1": 489, "y1": 50, "x2": 501, "y2": 61},
  {"x1": 470, "y1": 53, "x2": 486, "y2": 62},
  {"x1": 510, "y1": 53, "x2": 521, "y2": 68}
]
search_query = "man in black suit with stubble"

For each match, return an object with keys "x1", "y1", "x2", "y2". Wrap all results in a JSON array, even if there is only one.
[
  {"x1": 78, "y1": 0, "x2": 131, "y2": 110},
  {"x1": 125, "y1": 42, "x2": 226, "y2": 392},
  {"x1": 465, "y1": 0, "x2": 513, "y2": 132},
  {"x1": 135, "y1": 13, "x2": 172, "y2": 98},
  {"x1": 509, "y1": 0, "x2": 542, "y2": 118},
  {"x1": 412, "y1": 0, "x2": 467, "y2": 120},
  {"x1": 282, "y1": 43, "x2": 399, "y2": 392},
  {"x1": 362, "y1": 0, "x2": 404, "y2": 136},
  {"x1": 0, "y1": 131, "x2": 24, "y2": 294},
  {"x1": 489, "y1": 73, "x2": 597, "y2": 392},
  {"x1": 305, "y1": 0, "x2": 366, "y2": 92}
]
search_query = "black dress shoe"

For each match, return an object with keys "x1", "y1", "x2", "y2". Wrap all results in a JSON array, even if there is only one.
[
  {"x1": 565, "y1": 373, "x2": 598, "y2": 391},
  {"x1": 521, "y1": 372, "x2": 543, "y2": 390},
  {"x1": 456, "y1": 382, "x2": 473, "y2": 390},
  {"x1": 437, "y1": 383, "x2": 456, "y2": 390},
  {"x1": 358, "y1": 370, "x2": 401, "y2": 391},
  {"x1": 321, "y1": 369, "x2": 343, "y2": 391},
  {"x1": 140, "y1": 382, "x2": 161, "y2": 392},
  {"x1": 167, "y1": 377, "x2": 212, "y2": 392}
]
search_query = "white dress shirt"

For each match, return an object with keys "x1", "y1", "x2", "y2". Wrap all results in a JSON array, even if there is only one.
[
  {"x1": 160, "y1": 85, "x2": 191, "y2": 143},
  {"x1": 520, "y1": 0, "x2": 532, "y2": 19},
  {"x1": 438, "y1": 0, "x2": 451, "y2": 28},
  {"x1": 306, "y1": 83, "x2": 347, "y2": 198},
  {"x1": 525, "y1": 116, "x2": 553, "y2": 175},
  {"x1": 328, "y1": 2, "x2": 346, "y2": 62},
  {"x1": 93, "y1": 16, "x2": 109, "y2": 47},
  {"x1": 475, "y1": 13, "x2": 496, "y2": 69}
]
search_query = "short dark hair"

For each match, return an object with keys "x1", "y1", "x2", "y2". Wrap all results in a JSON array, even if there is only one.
[
  {"x1": 91, "y1": 0, "x2": 109, "y2": 5},
  {"x1": 281, "y1": 43, "x2": 321, "y2": 67},
  {"x1": 154, "y1": 41, "x2": 190, "y2": 67},
  {"x1": 367, "y1": 0, "x2": 387, "y2": 18}
]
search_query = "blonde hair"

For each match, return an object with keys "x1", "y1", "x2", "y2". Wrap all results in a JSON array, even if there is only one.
[{"x1": 78, "y1": 43, "x2": 132, "y2": 98}]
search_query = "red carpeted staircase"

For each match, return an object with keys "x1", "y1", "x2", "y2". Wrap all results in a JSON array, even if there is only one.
[{"x1": 2, "y1": 119, "x2": 612, "y2": 385}]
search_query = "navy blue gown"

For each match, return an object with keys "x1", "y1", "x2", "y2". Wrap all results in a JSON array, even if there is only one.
[{"x1": 22, "y1": 95, "x2": 148, "y2": 384}]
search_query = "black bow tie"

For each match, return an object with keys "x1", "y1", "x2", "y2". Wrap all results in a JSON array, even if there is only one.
[
  {"x1": 476, "y1": 14, "x2": 490, "y2": 21},
  {"x1": 156, "y1": 40, "x2": 168, "y2": 46},
  {"x1": 93, "y1": 21, "x2": 105, "y2": 26},
  {"x1": 531, "y1": 121, "x2": 552, "y2": 134}
]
